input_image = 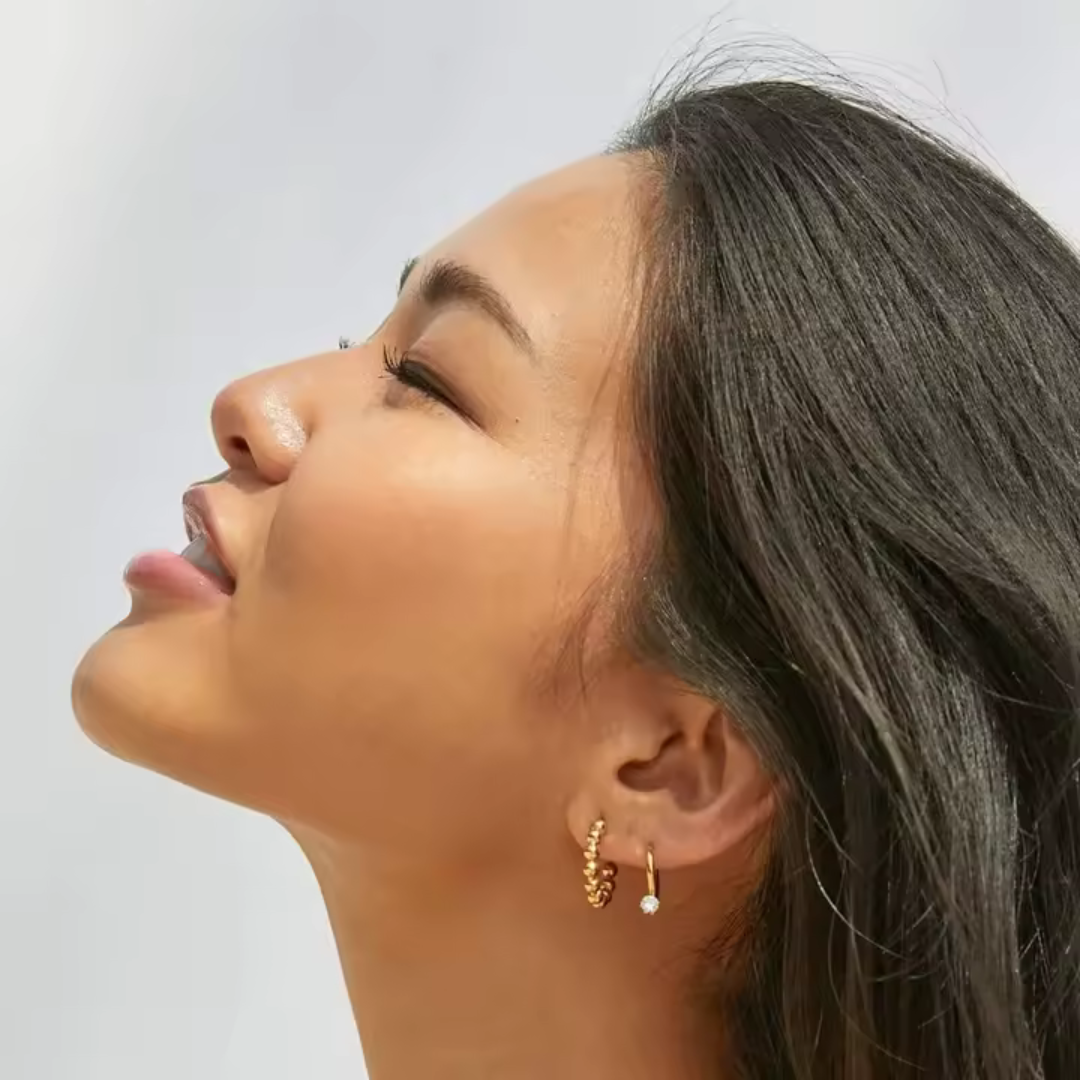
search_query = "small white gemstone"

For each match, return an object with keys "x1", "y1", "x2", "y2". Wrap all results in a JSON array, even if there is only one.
[{"x1": 640, "y1": 894, "x2": 660, "y2": 915}]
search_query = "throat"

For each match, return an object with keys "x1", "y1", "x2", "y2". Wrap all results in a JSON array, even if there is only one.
[{"x1": 294, "y1": 834, "x2": 716, "y2": 1080}]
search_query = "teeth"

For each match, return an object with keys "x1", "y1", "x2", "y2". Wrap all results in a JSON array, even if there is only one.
[{"x1": 181, "y1": 534, "x2": 235, "y2": 592}]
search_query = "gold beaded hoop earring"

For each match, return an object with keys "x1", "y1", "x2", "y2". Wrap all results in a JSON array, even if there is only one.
[{"x1": 583, "y1": 818, "x2": 617, "y2": 909}]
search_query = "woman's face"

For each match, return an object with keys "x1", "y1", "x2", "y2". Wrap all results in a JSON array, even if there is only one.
[{"x1": 72, "y1": 154, "x2": 650, "y2": 873}]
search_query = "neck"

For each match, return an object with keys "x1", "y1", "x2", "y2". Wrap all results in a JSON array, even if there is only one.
[{"x1": 289, "y1": 827, "x2": 723, "y2": 1080}]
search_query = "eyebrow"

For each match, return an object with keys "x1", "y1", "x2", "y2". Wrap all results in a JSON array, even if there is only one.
[{"x1": 398, "y1": 256, "x2": 536, "y2": 362}]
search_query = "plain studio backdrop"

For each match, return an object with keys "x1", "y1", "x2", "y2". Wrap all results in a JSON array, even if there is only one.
[{"x1": 2, "y1": 1, "x2": 1078, "y2": 1077}]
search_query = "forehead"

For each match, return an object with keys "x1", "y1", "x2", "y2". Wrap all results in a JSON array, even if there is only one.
[{"x1": 424, "y1": 154, "x2": 645, "y2": 377}]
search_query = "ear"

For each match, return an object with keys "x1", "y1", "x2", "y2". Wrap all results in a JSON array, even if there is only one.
[{"x1": 566, "y1": 667, "x2": 776, "y2": 873}]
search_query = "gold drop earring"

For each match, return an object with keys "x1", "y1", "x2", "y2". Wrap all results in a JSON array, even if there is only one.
[{"x1": 640, "y1": 844, "x2": 660, "y2": 914}]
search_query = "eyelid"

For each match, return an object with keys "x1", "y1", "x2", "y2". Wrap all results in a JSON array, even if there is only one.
[
  {"x1": 406, "y1": 356, "x2": 461, "y2": 409},
  {"x1": 382, "y1": 345, "x2": 479, "y2": 425}
]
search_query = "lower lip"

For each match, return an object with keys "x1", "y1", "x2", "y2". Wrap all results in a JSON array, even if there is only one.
[{"x1": 123, "y1": 550, "x2": 231, "y2": 605}]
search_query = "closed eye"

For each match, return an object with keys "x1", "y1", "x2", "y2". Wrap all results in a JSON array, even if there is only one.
[{"x1": 381, "y1": 345, "x2": 469, "y2": 420}]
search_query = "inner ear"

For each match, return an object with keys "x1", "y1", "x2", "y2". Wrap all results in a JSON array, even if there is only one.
[{"x1": 616, "y1": 721, "x2": 725, "y2": 812}]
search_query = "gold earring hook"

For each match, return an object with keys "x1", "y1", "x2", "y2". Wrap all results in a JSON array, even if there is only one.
[{"x1": 640, "y1": 845, "x2": 659, "y2": 915}]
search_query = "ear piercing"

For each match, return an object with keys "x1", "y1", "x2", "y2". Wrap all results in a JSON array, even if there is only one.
[{"x1": 583, "y1": 818, "x2": 660, "y2": 914}]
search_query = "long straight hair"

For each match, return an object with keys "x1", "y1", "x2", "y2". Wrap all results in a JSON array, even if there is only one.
[{"x1": 613, "y1": 68, "x2": 1080, "y2": 1079}]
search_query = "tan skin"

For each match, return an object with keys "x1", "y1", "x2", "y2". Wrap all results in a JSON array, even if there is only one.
[{"x1": 72, "y1": 153, "x2": 776, "y2": 1080}]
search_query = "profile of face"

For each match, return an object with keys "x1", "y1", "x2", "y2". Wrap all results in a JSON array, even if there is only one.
[
  {"x1": 73, "y1": 153, "x2": 767, "y2": 913},
  {"x1": 68, "y1": 64, "x2": 1080, "y2": 1076}
]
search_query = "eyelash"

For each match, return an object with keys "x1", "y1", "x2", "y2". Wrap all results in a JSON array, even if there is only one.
[{"x1": 381, "y1": 345, "x2": 460, "y2": 415}]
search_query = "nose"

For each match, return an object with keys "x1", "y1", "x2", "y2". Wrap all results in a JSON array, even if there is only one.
[{"x1": 209, "y1": 360, "x2": 315, "y2": 485}]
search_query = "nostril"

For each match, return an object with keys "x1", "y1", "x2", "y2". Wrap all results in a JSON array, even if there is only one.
[
  {"x1": 218, "y1": 433, "x2": 257, "y2": 475},
  {"x1": 211, "y1": 380, "x2": 305, "y2": 482}
]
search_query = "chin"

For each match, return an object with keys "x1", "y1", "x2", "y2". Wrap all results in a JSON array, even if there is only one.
[{"x1": 70, "y1": 602, "x2": 239, "y2": 795}]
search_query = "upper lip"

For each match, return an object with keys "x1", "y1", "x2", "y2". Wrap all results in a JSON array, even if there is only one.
[{"x1": 181, "y1": 485, "x2": 237, "y2": 584}]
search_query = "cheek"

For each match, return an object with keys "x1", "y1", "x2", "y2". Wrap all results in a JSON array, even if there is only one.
[
  {"x1": 275, "y1": 421, "x2": 570, "y2": 646},
  {"x1": 222, "y1": 420, "x2": 610, "y2": 838}
]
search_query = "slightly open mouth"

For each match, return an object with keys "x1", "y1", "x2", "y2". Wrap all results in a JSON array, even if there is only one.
[{"x1": 180, "y1": 535, "x2": 237, "y2": 595}]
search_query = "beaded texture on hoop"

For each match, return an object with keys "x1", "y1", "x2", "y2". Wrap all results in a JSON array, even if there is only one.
[{"x1": 583, "y1": 818, "x2": 617, "y2": 908}]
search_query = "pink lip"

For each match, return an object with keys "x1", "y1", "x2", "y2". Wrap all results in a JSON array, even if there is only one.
[{"x1": 123, "y1": 549, "x2": 231, "y2": 605}]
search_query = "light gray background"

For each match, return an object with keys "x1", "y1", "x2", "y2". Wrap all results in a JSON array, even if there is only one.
[{"x1": 2, "y1": 1, "x2": 1078, "y2": 1077}]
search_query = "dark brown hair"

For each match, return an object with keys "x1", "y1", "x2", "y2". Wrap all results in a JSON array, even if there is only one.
[{"x1": 614, "y1": 65, "x2": 1080, "y2": 1079}]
